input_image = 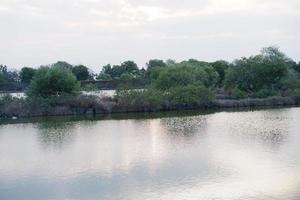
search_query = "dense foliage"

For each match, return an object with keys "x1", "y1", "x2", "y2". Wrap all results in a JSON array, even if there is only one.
[
  {"x1": 224, "y1": 47, "x2": 299, "y2": 97},
  {"x1": 26, "y1": 66, "x2": 80, "y2": 98},
  {"x1": 19, "y1": 67, "x2": 36, "y2": 84},
  {"x1": 0, "y1": 65, "x2": 19, "y2": 83},
  {"x1": 0, "y1": 47, "x2": 299, "y2": 105},
  {"x1": 115, "y1": 59, "x2": 217, "y2": 107},
  {"x1": 97, "y1": 61, "x2": 146, "y2": 81},
  {"x1": 72, "y1": 65, "x2": 91, "y2": 81}
]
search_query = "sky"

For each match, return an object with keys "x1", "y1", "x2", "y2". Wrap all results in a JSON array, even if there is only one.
[{"x1": 0, "y1": 0, "x2": 299, "y2": 72}]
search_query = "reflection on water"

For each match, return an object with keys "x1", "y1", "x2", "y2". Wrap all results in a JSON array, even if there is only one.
[
  {"x1": 0, "y1": 107, "x2": 300, "y2": 200},
  {"x1": 36, "y1": 121, "x2": 79, "y2": 150},
  {"x1": 161, "y1": 115, "x2": 208, "y2": 137}
]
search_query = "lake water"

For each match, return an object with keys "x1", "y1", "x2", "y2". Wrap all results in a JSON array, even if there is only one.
[
  {"x1": 0, "y1": 90, "x2": 116, "y2": 98},
  {"x1": 0, "y1": 107, "x2": 300, "y2": 200}
]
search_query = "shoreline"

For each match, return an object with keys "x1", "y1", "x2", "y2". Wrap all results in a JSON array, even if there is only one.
[{"x1": 1, "y1": 95, "x2": 299, "y2": 120}]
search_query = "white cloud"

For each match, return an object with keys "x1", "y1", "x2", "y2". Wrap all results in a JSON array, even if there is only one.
[{"x1": 0, "y1": 0, "x2": 299, "y2": 70}]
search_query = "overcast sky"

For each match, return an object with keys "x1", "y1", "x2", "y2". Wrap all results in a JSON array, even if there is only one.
[{"x1": 0, "y1": 0, "x2": 299, "y2": 71}]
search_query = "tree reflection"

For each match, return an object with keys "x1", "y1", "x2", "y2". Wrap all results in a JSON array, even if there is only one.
[
  {"x1": 160, "y1": 115, "x2": 208, "y2": 137},
  {"x1": 35, "y1": 120, "x2": 77, "y2": 149},
  {"x1": 226, "y1": 109, "x2": 292, "y2": 149}
]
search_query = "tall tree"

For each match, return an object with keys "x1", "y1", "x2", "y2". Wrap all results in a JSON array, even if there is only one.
[
  {"x1": 225, "y1": 46, "x2": 291, "y2": 92},
  {"x1": 72, "y1": 65, "x2": 90, "y2": 81},
  {"x1": 0, "y1": 64, "x2": 19, "y2": 83},
  {"x1": 211, "y1": 60, "x2": 230, "y2": 87},
  {"x1": 52, "y1": 61, "x2": 73, "y2": 70},
  {"x1": 147, "y1": 59, "x2": 166, "y2": 71},
  {"x1": 20, "y1": 67, "x2": 36, "y2": 84}
]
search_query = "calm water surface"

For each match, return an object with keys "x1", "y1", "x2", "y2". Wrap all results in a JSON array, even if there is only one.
[{"x1": 0, "y1": 108, "x2": 300, "y2": 200}]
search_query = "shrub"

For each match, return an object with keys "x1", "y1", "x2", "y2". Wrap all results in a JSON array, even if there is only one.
[
  {"x1": 252, "y1": 89, "x2": 280, "y2": 98},
  {"x1": 115, "y1": 88, "x2": 166, "y2": 110},
  {"x1": 120, "y1": 73, "x2": 134, "y2": 80},
  {"x1": 97, "y1": 73, "x2": 112, "y2": 80},
  {"x1": 167, "y1": 85, "x2": 213, "y2": 104},
  {"x1": 80, "y1": 83, "x2": 98, "y2": 91},
  {"x1": 282, "y1": 88, "x2": 300, "y2": 97},
  {"x1": 0, "y1": 94, "x2": 26, "y2": 116},
  {"x1": 230, "y1": 87, "x2": 247, "y2": 99},
  {"x1": 27, "y1": 65, "x2": 80, "y2": 98},
  {"x1": 115, "y1": 84, "x2": 214, "y2": 110},
  {"x1": 153, "y1": 64, "x2": 217, "y2": 90}
]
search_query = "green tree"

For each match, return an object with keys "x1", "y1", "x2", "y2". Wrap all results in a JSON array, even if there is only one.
[
  {"x1": 154, "y1": 66, "x2": 196, "y2": 90},
  {"x1": 211, "y1": 60, "x2": 230, "y2": 87},
  {"x1": 146, "y1": 59, "x2": 166, "y2": 79},
  {"x1": 52, "y1": 61, "x2": 73, "y2": 70},
  {"x1": 120, "y1": 73, "x2": 134, "y2": 80},
  {"x1": 0, "y1": 72, "x2": 4, "y2": 83},
  {"x1": 166, "y1": 59, "x2": 176, "y2": 66},
  {"x1": 0, "y1": 65, "x2": 19, "y2": 83},
  {"x1": 147, "y1": 59, "x2": 166, "y2": 71},
  {"x1": 97, "y1": 73, "x2": 112, "y2": 80},
  {"x1": 0, "y1": 65, "x2": 6, "y2": 83},
  {"x1": 153, "y1": 60, "x2": 219, "y2": 90},
  {"x1": 20, "y1": 67, "x2": 36, "y2": 84},
  {"x1": 225, "y1": 47, "x2": 290, "y2": 93},
  {"x1": 27, "y1": 66, "x2": 79, "y2": 98},
  {"x1": 110, "y1": 65, "x2": 123, "y2": 78},
  {"x1": 121, "y1": 61, "x2": 139, "y2": 73},
  {"x1": 100, "y1": 64, "x2": 112, "y2": 74},
  {"x1": 72, "y1": 65, "x2": 90, "y2": 81},
  {"x1": 293, "y1": 62, "x2": 300, "y2": 73},
  {"x1": 98, "y1": 61, "x2": 142, "y2": 80},
  {"x1": 168, "y1": 85, "x2": 213, "y2": 104}
]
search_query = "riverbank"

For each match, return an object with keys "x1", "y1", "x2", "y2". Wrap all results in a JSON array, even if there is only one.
[{"x1": 1, "y1": 94, "x2": 300, "y2": 119}]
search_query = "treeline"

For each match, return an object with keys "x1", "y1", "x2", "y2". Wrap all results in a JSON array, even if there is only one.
[
  {"x1": 0, "y1": 46, "x2": 300, "y2": 98},
  {"x1": 1, "y1": 46, "x2": 300, "y2": 117},
  {"x1": 0, "y1": 61, "x2": 92, "y2": 86},
  {"x1": 114, "y1": 47, "x2": 300, "y2": 109}
]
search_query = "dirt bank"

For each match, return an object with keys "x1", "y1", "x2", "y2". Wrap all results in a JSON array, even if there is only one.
[{"x1": 1, "y1": 95, "x2": 300, "y2": 119}]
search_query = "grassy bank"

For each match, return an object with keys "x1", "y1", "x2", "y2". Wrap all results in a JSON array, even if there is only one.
[{"x1": 1, "y1": 93, "x2": 299, "y2": 119}]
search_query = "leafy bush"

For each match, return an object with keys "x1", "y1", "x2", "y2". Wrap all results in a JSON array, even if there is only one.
[
  {"x1": 153, "y1": 63, "x2": 218, "y2": 90},
  {"x1": 228, "y1": 87, "x2": 247, "y2": 99},
  {"x1": 115, "y1": 88, "x2": 166, "y2": 110},
  {"x1": 211, "y1": 60, "x2": 230, "y2": 87},
  {"x1": 98, "y1": 61, "x2": 142, "y2": 81},
  {"x1": 120, "y1": 73, "x2": 135, "y2": 80},
  {"x1": 80, "y1": 83, "x2": 98, "y2": 91},
  {"x1": 252, "y1": 89, "x2": 280, "y2": 98},
  {"x1": 0, "y1": 94, "x2": 15, "y2": 107},
  {"x1": 97, "y1": 73, "x2": 112, "y2": 80},
  {"x1": 0, "y1": 94, "x2": 26, "y2": 116},
  {"x1": 27, "y1": 66, "x2": 80, "y2": 98},
  {"x1": 284, "y1": 88, "x2": 300, "y2": 96},
  {"x1": 115, "y1": 84, "x2": 214, "y2": 110},
  {"x1": 168, "y1": 85, "x2": 213, "y2": 104},
  {"x1": 280, "y1": 69, "x2": 300, "y2": 91}
]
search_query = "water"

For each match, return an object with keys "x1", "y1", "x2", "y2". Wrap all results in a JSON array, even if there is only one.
[
  {"x1": 81, "y1": 90, "x2": 116, "y2": 97},
  {"x1": 0, "y1": 90, "x2": 116, "y2": 98},
  {"x1": 1, "y1": 89, "x2": 143, "y2": 99},
  {"x1": 0, "y1": 92, "x2": 25, "y2": 98},
  {"x1": 0, "y1": 107, "x2": 300, "y2": 200}
]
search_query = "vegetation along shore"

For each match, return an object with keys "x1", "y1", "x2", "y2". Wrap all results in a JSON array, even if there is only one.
[{"x1": 1, "y1": 46, "x2": 300, "y2": 118}]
